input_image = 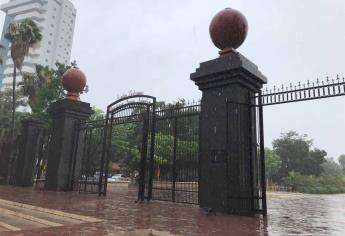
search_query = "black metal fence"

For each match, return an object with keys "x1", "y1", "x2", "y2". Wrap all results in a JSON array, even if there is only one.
[
  {"x1": 258, "y1": 76, "x2": 345, "y2": 106},
  {"x1": 32, "y1": 129, "x2": 51, "y2": 189},
  {"x1": 0, "y1": 142, "x2": 11, "y2": 184},
  {"x1": 152, "y1": 102, "x2": 200, "y2": 204},
  {"x1": 226, "y1": 99, "x2": 266, "y2": 214},
  {"x1": 70, "y1": 97, "x2": 200, "y2": 205},
  {"x1": 71, "y1": 119, "x2": 106, "y2": 193}
]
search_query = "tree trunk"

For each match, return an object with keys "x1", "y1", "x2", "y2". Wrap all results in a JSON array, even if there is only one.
[
  {"x1": 10, "y1": 66, "x2": 16, "y2": 141},
  {"x1": 7, "y1": 66, "x2": 17, "y2": 184}
]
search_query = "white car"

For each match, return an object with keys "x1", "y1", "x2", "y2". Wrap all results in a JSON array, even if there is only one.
[{"x1": 107, "y1": 174, "x2": 125, "y2": 183}]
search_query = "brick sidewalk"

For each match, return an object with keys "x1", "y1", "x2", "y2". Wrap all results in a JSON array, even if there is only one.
[{"x1": 0, "y1": 185, "x2": 266, "y2": 236}]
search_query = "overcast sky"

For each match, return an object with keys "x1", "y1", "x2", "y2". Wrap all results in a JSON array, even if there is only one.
[{"x1": 0, "y1": 0, "x2": 344, "y2": 158}]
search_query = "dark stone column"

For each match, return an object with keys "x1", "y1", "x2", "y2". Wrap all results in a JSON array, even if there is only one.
[
  {"x1": 45, "y1": 99, "x2": 92, "y2": 191},
  {"x1": 191, "y1": 51, "x2": 267, "y2": 214},
  {"x1": 14, "y1": 119, "x2": 44, "y2": 186}
]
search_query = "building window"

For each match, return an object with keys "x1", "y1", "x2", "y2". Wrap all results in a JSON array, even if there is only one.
[
  {"x1": 48, "y1": 41, "x2": 52, "y2": 45},
  {"x1": 47, "y1": 50, "x2": 50, "y2": 53},
  {"x1": 51, "y1": 24, "x2": 54, "y2": 28},
  {"x1": 45, "y1": 59, "x2": 48, "y2": 62}
]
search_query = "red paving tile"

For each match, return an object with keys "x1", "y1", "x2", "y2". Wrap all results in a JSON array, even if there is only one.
[{"x1": 0, "y1": 185, "x2": 267, "y2": 236}]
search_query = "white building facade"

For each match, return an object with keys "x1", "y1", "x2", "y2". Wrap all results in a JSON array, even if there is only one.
[{"x1": 0, "y1": 0, "x2": 76, "y2": 88}]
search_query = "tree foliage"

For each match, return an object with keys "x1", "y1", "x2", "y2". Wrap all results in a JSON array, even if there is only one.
[
  {"x1": 282, "y1": 171, "x2": 345, "y2": 194},
  {"x1": 20, "y1": 61, "x2": 81, "y2": 122},
  {"x1": 321, "y1": 158, "x2": 343, "y2": 176},
  {"x1": 273, "y1": 131, "x2": 326, "y2": 179},
  {"x1": 338, "y1": 154, "x2": 345, "y2": 174},
  {"x1": 0, "y1": 89, "x2": 28, "y2": 141},
  {"x1": 5, "y1": 19, "x2": 42, "y2": 71},
  {"x1": 4, "y1": 19, "x2": 42, "y2": 145},
  {"x1": 265, "y1": 148, "x2": 282, "y2": 182}
]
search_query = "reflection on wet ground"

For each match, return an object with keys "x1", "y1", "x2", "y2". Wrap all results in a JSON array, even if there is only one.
[
  {"x1": 0, "y1": 185, "x2": 344, "y2": 235},
  {"x1": 268, "y1": 192, "x2": 344, "y2": 235}
]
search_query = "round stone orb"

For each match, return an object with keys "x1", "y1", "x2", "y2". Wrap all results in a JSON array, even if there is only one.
[
  {"x1": 62, "y1": 67, "x2": 86, "y2": 94},
  {"x1": 209, "y1": 8, "x2": 248, "y2": 51}
]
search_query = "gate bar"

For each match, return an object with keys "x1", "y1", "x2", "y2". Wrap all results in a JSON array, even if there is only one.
[{"x1": 258, "y1": 91, "x2": 267, "y2": 215}]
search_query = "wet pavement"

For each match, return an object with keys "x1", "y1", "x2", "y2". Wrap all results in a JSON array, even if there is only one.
[{"x1": 0, "y1": 185, "x2": 344, "y2": 236}]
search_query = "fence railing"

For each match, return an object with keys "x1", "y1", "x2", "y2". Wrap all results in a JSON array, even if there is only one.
[{"x1": 257, "y1": 76, "x2": 345, "y2": 106}]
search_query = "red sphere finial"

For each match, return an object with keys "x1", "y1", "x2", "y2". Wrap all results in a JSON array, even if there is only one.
[
  {"x1": 209, "y1": 8, "x2": 248, "y2": 56},
  {"x1": 62, "y1": 67, "x2": 87, "y2": 101}
]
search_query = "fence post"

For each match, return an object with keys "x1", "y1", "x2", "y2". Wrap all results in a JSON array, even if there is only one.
[
  {"x1": 14, "y1": 119, "x2": 44, "y2": 187},
  {"x1": 191, "y1": 51, "x2": 267, "y2": 214},
  {"x1": 44, "y1": 68, "x2": 92, "y2": 191},
  {"x1": 45, "y1": 99, "x2": 93, "y2": 191},
  {"x1": 190, "y1": 8, "x2": 268, "y2": 214},
  {"x1": 172, "y1": 117, "x2": 178, "y2": 202}
]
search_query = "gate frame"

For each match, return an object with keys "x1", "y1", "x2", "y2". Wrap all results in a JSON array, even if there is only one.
[
  {"x1": 98, "y1": 95, "x2": 156, "y2": 199},
  {"x1": 225, "y1": 91, "x2": 267, "y2": 215}
]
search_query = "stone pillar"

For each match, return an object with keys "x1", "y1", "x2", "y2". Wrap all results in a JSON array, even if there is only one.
[
  {"x1": 191, "y1": 51, "x2": 267, "y2": 214},
  {"x1": 45, "y1": 99, "x2": 92, "y2": 191},
  {"x1": 14, "y1": 119, "x2": 44, "y2": 186}
]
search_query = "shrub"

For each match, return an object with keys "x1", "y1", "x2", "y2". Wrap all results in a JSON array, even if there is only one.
[{"x1": 282, "y1": 171, "x2": 345, "y2": 194}]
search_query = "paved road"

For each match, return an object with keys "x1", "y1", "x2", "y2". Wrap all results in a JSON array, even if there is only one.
[{"x1": 0, "y1": 186, "x2": 343, "y2": 235}]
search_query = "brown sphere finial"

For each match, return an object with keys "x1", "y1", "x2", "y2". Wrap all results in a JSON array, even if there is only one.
[
  {"x1": 209, "y1": 8, "x2": 248, "y2": 56},
  {"x1": 62, "y1": 67, "x2": 87, "y2": 101}
]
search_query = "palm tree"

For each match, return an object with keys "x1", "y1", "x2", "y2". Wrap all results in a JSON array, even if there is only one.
[
  {"x1": 0, "y1": 44, "x2": 4, "y2": 65},
  {"x1": 4, "y1": 19, "x2": 42, "y2": 183},
  {"x1": 4, "y1": 19, "x2": 42, "y2": 144}
]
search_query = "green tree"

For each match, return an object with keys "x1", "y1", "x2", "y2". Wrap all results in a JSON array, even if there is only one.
[
  {"x1": 265, "y1": 148, "x2": 282, "y2": 182},
  {"x1": 273, "y1": 131, "x2": 326, "y2": 180},
  {"x1": 0, "y1": 89, "x2": 28, "y2": 141},
  {"x1": 321, "y1": 158, "x2": 343, "y2": 176},
  {"x1": 90, "y1": 107, "x2": 104, "y2": 120},
  {"x1": 4, "y1": 19, "x2": 42, "y2": 143},
  {"x1": 338, "y1": 154, "x2": 345, "y2": 174},
  {"x1": 306, "y1": 148, "x2": 327, "y2": 176},
  {"x1": 108, "y1": 123, "x2": 141, "y2": 176},
  {"x1": 20, "y1": 61, "x2": 79, "y2": 122}
]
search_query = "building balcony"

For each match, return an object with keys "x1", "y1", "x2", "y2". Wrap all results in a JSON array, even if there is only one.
[
  {"x1": 13, "y1": 10, "x2": 45, "y2": 22},
  {"x1": 1, "y1": 0, "x2": 46, "y2": 12},
  {"x1": 3, "y1": 2, "x2": 46, "y2": 16}
]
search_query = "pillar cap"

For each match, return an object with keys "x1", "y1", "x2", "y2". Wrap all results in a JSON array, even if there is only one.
[
  {"x1": 190, "y1": 51, "x2": 267, "y2": 91},
  {"x1": 48, "y1": 99, "x2": 93, "y2": 120}
]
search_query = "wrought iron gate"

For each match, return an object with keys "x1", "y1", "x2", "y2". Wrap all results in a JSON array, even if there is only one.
[
  {"x1": 99, "y1": 95, "x2": 156, "y2": 199},
  {"x1": 71, "y1": 96, "x2": 200, "y2": 204},
  {"x1": 151, "y1": 103, "x2": 200, "y2": 204},
  {"x1": 71, "y1": 119, "x2": 106, "y2": 193},
  {"x1": 226, "y1": 96, "x2": 266, "y2": 214}
]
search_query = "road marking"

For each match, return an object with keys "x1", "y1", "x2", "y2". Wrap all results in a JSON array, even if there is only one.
[
  {"x1": 0, "y1": 199, "x2": 102, "y2": 223},
  {"x1": 0, "y1": 222, "x2": 21, "y2": 231},
  {"x1": 0, "y1": 207, "x2": 63, "y2": 227}
]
